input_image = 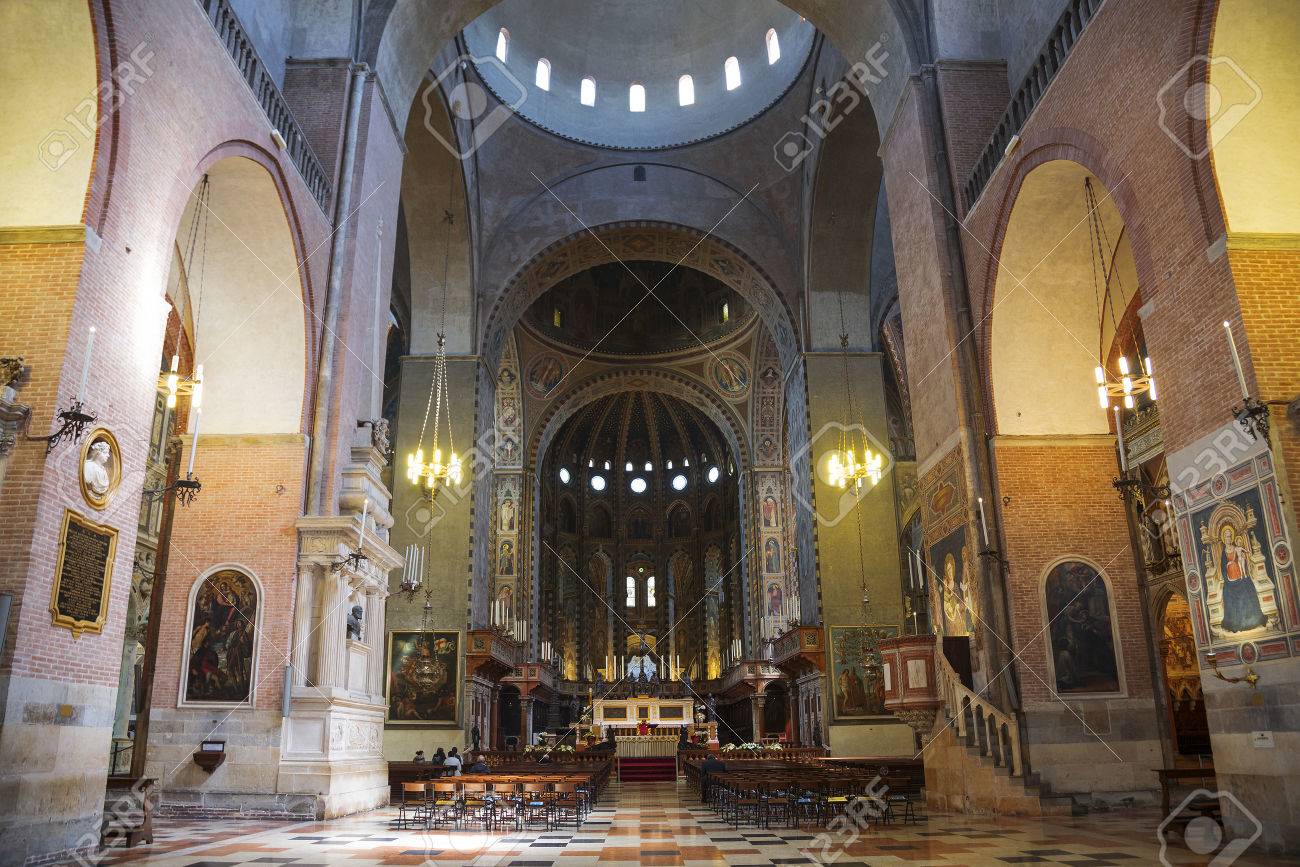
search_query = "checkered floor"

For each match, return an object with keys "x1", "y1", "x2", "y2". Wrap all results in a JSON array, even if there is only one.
[{"x1": 79, "y1": 781, "x2": 1295, "y2": 866}]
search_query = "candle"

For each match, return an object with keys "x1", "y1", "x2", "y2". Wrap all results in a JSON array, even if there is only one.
[
  {"x1": 187, "y1": 408, "x2": 202, "y2": 476},
  {"x1": 77, "y1": 326, "x2": 96, "y2": 403},
  {"x1": 1113, "y1": 405, "x2": 1129, "y2": 472},
  {"x1": 911, "y1": 610, "x2": 919, "y2": 633},
  {"x1": 977, "y1": 497, "x2": 990, "y2": 547},
  {"x1": 908, "y1": 549, "x2": 916, "y2": 590},
  {"x1": 358, "y1": 497, "x2": 369, "y2": 550},
  {"x1": 1223, "y1": 321, "x2": 1250, "y2": 399}
]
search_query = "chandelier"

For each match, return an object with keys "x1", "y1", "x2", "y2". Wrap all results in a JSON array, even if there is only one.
[
  {"x1": 1086, "y1": 177, "x2": 1157, "y2": 411},
  {"x1": 158, "y1": 175, "x2": 209, "y2": 411},
  {"x1": 405, "y1": 210, "x2": 462, "y2": 497},
  {"x1": 828, "y1": 295, "x2": 884, "y2": 491}
]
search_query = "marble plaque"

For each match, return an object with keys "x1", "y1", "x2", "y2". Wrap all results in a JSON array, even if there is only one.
[{"x1": 50, "y1": 510, "x2": 116, "y2": 637}]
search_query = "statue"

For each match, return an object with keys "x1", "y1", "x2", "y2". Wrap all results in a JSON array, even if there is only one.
[
  {"x1": 83, "y1": 440, "x2": 112, "y2": 498},
  {"x1": 471, "y1": 724, "x2": 482, "y2": 752},
  {"x1": 706, "y1": 694, "x2": 718, "y2": 722},
  {"x1": 346, "y1": 604, "x2": 364, "y2": 640}
]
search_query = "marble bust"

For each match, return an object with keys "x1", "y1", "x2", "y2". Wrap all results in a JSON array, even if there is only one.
[{"x1": 83, "y1": 440, "x2": 112, "y2": 498}]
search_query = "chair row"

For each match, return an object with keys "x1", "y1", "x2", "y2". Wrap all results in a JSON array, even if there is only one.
[{"x1": 393, "y1": 775, "x2": 601, "y2": 832}]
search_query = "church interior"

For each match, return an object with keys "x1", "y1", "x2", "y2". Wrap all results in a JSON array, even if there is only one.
[{"x1": 2, "y1": 0, "x2": 1299, "y2": 864}]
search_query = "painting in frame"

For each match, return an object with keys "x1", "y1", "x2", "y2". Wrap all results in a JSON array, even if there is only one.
[
  {"x1": 829, "y1": 625, "x2": 899, "y2": 719},
  {"x1": 386, "y1": 631, "x2": 460, "y2": 725}
]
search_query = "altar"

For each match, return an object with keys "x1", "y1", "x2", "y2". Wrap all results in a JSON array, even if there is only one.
[{"x1": 593, "y1": 695, "x2": 693, "y2": 730}]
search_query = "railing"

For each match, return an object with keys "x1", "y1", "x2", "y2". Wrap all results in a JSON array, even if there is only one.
[
  {"x1": 935, "y1": 649, "x2": 1023, "y2": 777},
  {"x1": 962, "y1": 0, "x2": 1106, "y2": 211},
  {"x1": 194, "y1": 0, "x2": 334, "y2": 213}
]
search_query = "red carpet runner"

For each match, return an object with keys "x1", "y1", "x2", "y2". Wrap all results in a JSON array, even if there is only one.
[{"x1": 617, "y1": 757, "x2": 677, "y2": 782}]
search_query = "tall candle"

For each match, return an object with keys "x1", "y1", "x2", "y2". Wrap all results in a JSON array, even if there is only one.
[
  {"x1": 77, "y1": 326, "x2": 96, "y2": 403},
  {"x1": 977, "y1": 497, "x2": 990, "y2": 546},
  {"x1": 358, "y1": 497, "x2": 369, "y2": 550},
  {"x1": 187, "y1": 409, "x2": 202, "y2": 476},
  {"x1": 1223, "y1": 321, "x2": 1250, "y2": 399},
  {"x1": 1113, "y1": 405, "x2": 1129, "y2": 472}
]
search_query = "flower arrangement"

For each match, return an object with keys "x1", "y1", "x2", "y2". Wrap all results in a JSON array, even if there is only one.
[{"x1": 553, "y1": 744, "x2": 576, "y2": 753}]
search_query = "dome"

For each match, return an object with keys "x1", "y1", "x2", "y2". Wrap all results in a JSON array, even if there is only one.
[{"x1": 462, "y1": 0, "x2": 815, "y2": 149}]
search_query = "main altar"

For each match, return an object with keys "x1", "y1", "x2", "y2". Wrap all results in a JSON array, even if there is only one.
[{"x1": 591, "y1": 695, "x2": 719, "y2": 746}]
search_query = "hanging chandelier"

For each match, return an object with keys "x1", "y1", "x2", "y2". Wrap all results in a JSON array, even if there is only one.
[
  {"x1": 405, "y1": 210, "x2": 462, "y2": 497},
  {"x1": 157, "y1": 175, "x2": 210, "y2": 411},
  {"x1": 1086, "y1": 177, "x2": 1157, "y2": 411},
  {"x1": 827, "y1": 303, "x2": 884, "y2": 491}
]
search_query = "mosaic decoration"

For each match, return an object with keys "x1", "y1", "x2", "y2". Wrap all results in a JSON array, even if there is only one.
[
  {"x1": 495, "y1": 335, "x2": 523, "y2": 468},
  {"x1": 524, "y1": 352, "x2": 566, "y2": 400},
  {"x1": 830, "y1": 625, "x2": 899, "y2": 719},
  {"x1": 183, "y1": 569, "x2": 258, "y2": 705},
  {"x1": 1169, "y1": 422, "x2": 1296, "y2": 667},
  {"x1": 386, "y1": 631, "x2": 459, "y2": 724},
  {"x1": 1044, "y1": 560, "x2": 1121, "y2": 695},
  {"x1": 707, "y1": 350, "x2": 751, "y2": 400}
]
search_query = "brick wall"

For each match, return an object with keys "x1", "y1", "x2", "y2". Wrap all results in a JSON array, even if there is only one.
[
  {"x1": 936, "y1": 60, "x2": 1010, "y2": 205},
  {"x1": 994, "y1": 439, "x2": 1154, "y2": 704},
  {"x1": 151, "y1": 434, "x2": 307, "y2": 712}
]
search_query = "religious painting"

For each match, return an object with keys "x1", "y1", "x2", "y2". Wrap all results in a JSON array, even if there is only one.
[
  {"x1": 387, "y1": 631, "x2": 459, "y2": 724},
  {"x1": 764, "y1": 537, "x2": 782, "y2": 574},
  {"x1": 708, "y1": 351, "x2": 750, "y2": 399},
  {"x1": 183, "y1": 569, "x2": 259, "y2": 705},
  {"x1": 1193, "y1": 486, "x2": 1280, "y2": 639},
  {"x1": 1042, "y1": 560, "x2": 1121, "y2": 694},
  {"x1": 497, "y1": 584, "x2": 514, "y2": 616},
  {"x1": 79, "y1": 428, "x2": 121, "y2": 510},
  {"x1": 525, "y1": 353, "x2": 565, "y2": 399},
  {"x1": 766, "y1": 580, "x2": 784, "y2": 616},
  {"x1": 498, "y1": 395, "x2": 519, "y2": 428},
  {"x1": 929, "y1": 526, "x2": 974, "y2": 637},
  {"x1": 829, "y1": 625, "x2": 898, "y2": 718},
  {"x1": 761, "y1": 495, "x2": 778, "y2": 528},
  {"x1": 500, "y1": 491, "x2": 517, "y2": 532},
  {"x1": 498, "y1": 540, "x2": 515, "y2": 575}
]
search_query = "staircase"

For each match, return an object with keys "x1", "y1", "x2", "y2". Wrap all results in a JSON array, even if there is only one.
[
  {"x1": 924, "y1": 651, "x2": 1080, "y2": 817},
  {"x1": 618, "y1": 757, "x2": 678, "y2": 783}
]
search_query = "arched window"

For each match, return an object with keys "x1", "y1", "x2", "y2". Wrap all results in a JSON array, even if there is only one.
[
  {"x1": 183, "y1": 568, "x2": 260, "y2": 704},
  {"x1": 495, "y1": 28, "x2": 509, "y2": 62},
  {"x1": 629, "y1": 82, "x2": 646, "y2": 112},
  {"x1": 626, "y1": 576, "x2": 636, "y2": 608},
  {"x1": 1043, "y1": 560, "x2": 1122, "y2": 694},
  {"x1": 678, "y1": 74, "x2": 695, "y2": 106},
  {"x1": 580, "y1": 76, "x2": 596, "y2": 106},
  {"x1": 766, "y1": 29, "x2": 781, "y2": 64},
  {"x1": 721, "y1": 301, "x2": 730, "y2": 323},
  {"x1": 646, "y1": 575, "x2": 657, "y2": 607},
  {"x1": 724, "y1": 56, "x2": 741, "y2": 91},
  {"x1": 535, "y1": 58, "x2": 551, "y2": 91}
]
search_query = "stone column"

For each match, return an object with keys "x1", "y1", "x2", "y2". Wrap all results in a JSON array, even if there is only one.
[
  {"x1": 316, "y1": 572, "x2": 348, "y2": 689},
  {"x1": 291, "y1": 567, "x2": 317, "y2": 686},
  {"x1": 364, "y1": 588, "x2": 386, "y2": 697},
  {"x1": 520, "y1": 696, "x2": 535, "y2": 746},
  {"x1": 490, "y1": 685, "x2": 502, "y2": 749},
  {"x1": 751, "y1": 693, "x2": 767, "y2": 742}
]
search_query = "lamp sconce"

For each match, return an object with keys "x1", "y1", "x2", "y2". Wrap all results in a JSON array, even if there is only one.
[
  {"x1": 145, "y1": 472, "x2": 202, "y2": 506},
  {"x1": 1206, "y1": 650, "x2": 1261, "y2": 691},
  {"x1": 978, "y1": 547, "x2": 1009, "y2": 570},
  {"x1": 1232, "y1": 396, "x2": 1270, "y2": 444},
  {"x1": 193, "y1": 739, "x2": 226, "y2": 773},
  {"x1": 25, "y1": 399, "x2": 97, "y2": 456},
  {"x1": 331, "y1": 551, "x2": 368, "y2": 573}
]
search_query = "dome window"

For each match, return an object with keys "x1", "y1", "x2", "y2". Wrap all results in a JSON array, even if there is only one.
[
  {"x1": 580, "y1": 76, "x2": 596, "y2": 106},
  {"x1": 707, "y1": 466, "x2": 721, "y2": 484},
  {"x1": 535, "y1": 58, "x2": 551, "y2": 90},
  {"x1": 672, "y1": 473, "x2": 688, "y2": 491},
  {"x1": 678, "y1": 74, "x2": 695, "y2": 106},
  {"x1": 629, "y1": 82, "x2": 646, "y2": 112},
  {"x1": 630, "y1": 477, "x2": 647, "y2": 494},
  {"x1": 724, "y1": 56, "x2": 741, "y2": 91},
  {"x1": 559, "y1": 467, "x2": 571, "y2": 484},
  {"x1": 766, "y1": 29, "x2": 781, "y2": 64},
  {"x1": 590, "y1": 474, "x2": 607, "y2": 492},
  {"x1": 495, "y1": 28, "x2": 509, "y2": 62},
  {"x1": 644, "y1": 461, "x2": 653, "y2": 472}
]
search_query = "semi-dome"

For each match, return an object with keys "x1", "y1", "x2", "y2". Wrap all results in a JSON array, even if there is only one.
[{"x1": 462, "y1": 0, "x2": 815, "y2": 149}]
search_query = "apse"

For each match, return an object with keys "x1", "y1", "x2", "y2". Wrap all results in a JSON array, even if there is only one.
[{"x1": 537, "y1": 390, "x2": 743, "y2": 685}]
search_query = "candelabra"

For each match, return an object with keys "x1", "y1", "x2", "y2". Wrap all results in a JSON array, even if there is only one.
[
  {"x1": 27, "y1": 399, "x2": 96, "y2": 455},
  {"x1": 146, "y1": 472, "x2": 203, "y2": 507},
  {"x1": 1233, "y1": 396, "x2": 1270, "y2": 444}
]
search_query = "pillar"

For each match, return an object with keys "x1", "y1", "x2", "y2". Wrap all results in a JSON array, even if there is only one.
[
  {"x1": 316, "y1": 572, "x2": 347, "y2": 689},
  {"x1": 291, "y1": 567, "x2": 317, "y2": 686},
  {"x1": 520, "y1": 696, "x2": 535, "y2": 746},
  {"x1": 490, "y1": 685, "x2": 502, "y2": 749},
  {"x1": 364, "y1": 587, "x2": 386, "y2": 697},
  {"x1": 751, "y1": 693, "x2": 767, "y2": 742}
]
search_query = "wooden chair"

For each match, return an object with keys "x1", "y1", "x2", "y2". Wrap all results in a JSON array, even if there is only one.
[
  {"x1": 551, "y1": 782, "x2": 583, "y2": 831},
  {"x1": 460, "y1": 781, "x2": 493, "y2": 831},
  {"x1": 394, "y1": 782, "x2": 429, "y2": 829}
]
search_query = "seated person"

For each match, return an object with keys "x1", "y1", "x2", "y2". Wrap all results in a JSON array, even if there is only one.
[
  {"x1": 442, "y1": 747, "x2": 463, "y2": 775},
  {"x1": 411, "y1": 750, "x2": 426, "y2": 762},
  {"x1": 464, "y1": 752, "x2": 491, "y2": 774},
  {"x1": 431, "y1": 747, "x2": 446, "y2": 765}
]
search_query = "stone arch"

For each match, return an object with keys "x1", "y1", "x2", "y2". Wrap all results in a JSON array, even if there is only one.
[
  {"x1": 983, "y1": 155, "x2": 1148, "y2": 438},
  {"x1": 161, "y1": 152, "x2": 313, "y2": 438},
  {"x1": 484, "y1": 222, "x2": 802, "y2": 375}
]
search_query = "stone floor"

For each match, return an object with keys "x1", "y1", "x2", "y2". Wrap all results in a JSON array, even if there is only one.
[{"x1": 81, "y1": 781, "x2": 1295, "y2": 866}]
